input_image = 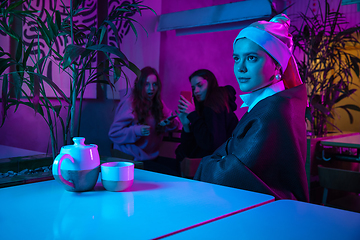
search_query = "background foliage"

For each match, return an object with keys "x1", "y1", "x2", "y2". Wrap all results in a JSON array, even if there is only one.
[{"x1": 291, "y1": 0, "x2": 360, "y2": 136}]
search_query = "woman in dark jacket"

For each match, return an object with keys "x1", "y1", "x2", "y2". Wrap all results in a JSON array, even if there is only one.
[
  {"x1": 194, "y1": 14, "x2": 309, "y2": 202},
  {"x1": 175, "y1": 69, "x2": 239, "y2": 161}
]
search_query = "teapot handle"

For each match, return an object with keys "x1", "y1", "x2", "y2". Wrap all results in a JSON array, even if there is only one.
[{"x1": 53, "y1": 154, "x2": 75, "y2": 188}]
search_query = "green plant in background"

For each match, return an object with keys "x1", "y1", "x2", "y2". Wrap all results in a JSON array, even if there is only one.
[
  {"x1": 0, "y1": 0, "x2": 154, "y2": 158},
  {"x1": 291, "y1": 0, "x2": 360, "y2": 136}
]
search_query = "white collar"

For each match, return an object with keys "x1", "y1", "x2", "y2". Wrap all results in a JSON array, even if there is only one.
[{"x1": 240, "y1": 81, "x2": 285, "y2": 112}]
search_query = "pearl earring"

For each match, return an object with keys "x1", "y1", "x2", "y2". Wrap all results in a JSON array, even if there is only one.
[{"x1": 275, "y1": 74, "x2": 281, "y2": 80}]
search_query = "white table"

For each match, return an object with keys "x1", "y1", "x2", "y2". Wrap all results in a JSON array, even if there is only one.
[
  {"x1": 0, "y1": 145, "x2": 44, "y2": 159},
  {"x1": 320, "y1": 134, "x2": 360, "y2": 161},
  {"x1": 0, "y1": 169, "x2": 274, "y2": 240},
  {"x1": 165, "y1": 199, "x2": 360, "y2": 240}
]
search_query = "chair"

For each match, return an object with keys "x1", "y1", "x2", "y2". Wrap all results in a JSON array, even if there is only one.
[{"x1": 318, "y1": 165, "x2": 360, "y2": 213}]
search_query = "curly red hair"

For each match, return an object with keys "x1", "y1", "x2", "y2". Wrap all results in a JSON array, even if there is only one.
[{"x1": 132, "y1": 67, "x2": 164, "y2": 131}]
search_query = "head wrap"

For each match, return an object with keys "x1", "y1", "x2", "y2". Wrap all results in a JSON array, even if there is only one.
[{"x1": 233, "y1": 14, "x2": 302, "y2": 89}]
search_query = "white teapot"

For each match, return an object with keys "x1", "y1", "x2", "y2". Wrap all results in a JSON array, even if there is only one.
[{"x1": 52, "y1": 137, "x2": 100, "y2": 192}]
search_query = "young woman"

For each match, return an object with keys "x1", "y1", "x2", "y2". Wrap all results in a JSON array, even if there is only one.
[
  {"x1": 194, "y1": 14, "x2": 309, "y2": 202},
  {"x1": 109, "y1": 66, "x2": 179, "y2": 174},
  {"x1": 175, "y1": 69, "x2": 239, "y2": 161}
]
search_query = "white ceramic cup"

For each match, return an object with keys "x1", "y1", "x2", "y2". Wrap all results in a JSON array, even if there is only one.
[{"x1": 101, "y1": 162, "x2": 134, "y2": 192}]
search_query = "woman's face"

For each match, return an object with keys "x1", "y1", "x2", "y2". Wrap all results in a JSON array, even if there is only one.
[
  {"x1": 233, "y1": 38, "x2": 278, "y2": 92},
  {"x1": 190, "y1": 76, "x2": 208, "y2": 102},
  {"x1": 145, "y1": 74, "x2": 159, "y2": 99}
]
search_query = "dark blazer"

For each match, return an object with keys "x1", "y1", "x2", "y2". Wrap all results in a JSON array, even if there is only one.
[
  {"x1": 194, "y1": 84, "x2": 309, "y2": 202},
  {"x1": 176, "y1": 85, "x2": 239, "y2": 160}
]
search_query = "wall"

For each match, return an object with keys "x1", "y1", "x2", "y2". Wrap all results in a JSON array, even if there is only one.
[{"x1": 159, "y1": 0, "x2": 248, "y2": 120}]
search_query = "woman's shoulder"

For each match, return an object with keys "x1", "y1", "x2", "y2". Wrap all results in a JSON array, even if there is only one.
[
  {"x1": 118, "y1": 88, "x2": 133, "y2": 100},
  {"x1": 116, "y1": 89, "x2": 134, "y2": 111},
  {"x1": 252, "y1": 85, "x2": 307, "y2": 119},
  {"x1": 267, "y1": 84, "x2": 307, "y2": 108}
]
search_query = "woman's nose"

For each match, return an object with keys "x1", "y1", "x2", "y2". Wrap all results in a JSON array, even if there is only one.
[
  {"x1": 149, "y1": 84, "x2": 153, "y2": 91},
  {"x1": 238, "y1": 61, "x2": 247, "y2": 73}
]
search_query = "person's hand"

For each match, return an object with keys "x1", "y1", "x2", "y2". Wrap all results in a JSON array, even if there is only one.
[
  {"x1": 175, "y1": 109, "x2": 190, "y2": 133},
  {"x1": 140, "y1": 125, "x2": 151, "y2": 136},
  {"x1": 175, "y1": 110, "x2": 190, "y2": 125},
  {"x1": 159, "y1": 113, "x2": 177, "y2": 127},
  {"x1": 178, "y1": 95, "x2": 195, "y2": 115}
]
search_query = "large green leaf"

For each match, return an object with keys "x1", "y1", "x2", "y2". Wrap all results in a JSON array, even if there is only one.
[
  {"x1": 86, "y1": 44, "x2": 129, "y2": 63},
  {"x1": 23, "y1": 39, "x2": 34, "y2": 67},
  {"x1": 0, "y1": 0, "x2": 9, "y2": 12},
  {"x1": 30, "y1": 72, "x2": 71, "y2": 104},
  {"x1": 98, "y1": 25, "x2": 107, "y2": 45},
  {"x1": 0, "y1": 58, "x2": 16, "y2": 77},
  {"x1": 62, "y1": 45, "x2": 87, "y2": 69},
  {"x1": 7, "y1": 99, "x2": 45, "y2": 118},
  {"x1": 55, "y1": 10, "x2": 61, "y2": 30},
  {"x1": 350, "y1": 56, "x2": 360, "y2": 77},
  {"x1": 104, "y1": 20, "x2": 121, "y2": 48},
  {"x1": 45, "y1": 9, "x2": 58, "y2": 38},
  {"x1": 72, "y1": 0, "x2": 87, "y2": 11},
  {"x1": 336, "y1": 104, "x2": 360, "y2": 112},
  {"x1": 36, "y1": 17, "x2": 52, "y2": 46},
  {"x1": 10, "y1": 72, "x2": 22, "y2": 100},
  {"x1": 334, "y1": 89, "x2": 356, "y2": 104},
  {"x1": 312, "y1": 102, "x2": 333, "y2": 118},
  {"x1": 336, "y1": 106, "x2": 354, "y2": 124},
  {"x1": 6, "y1": 0, "x2": 25, "y2": 12},
  {"x1": 15, "y1": 38, "x2": 23, "y2": 62}
]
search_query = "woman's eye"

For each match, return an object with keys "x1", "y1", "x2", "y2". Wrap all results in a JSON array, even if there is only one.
[
  {"x1": 247, "y1": 56, "x2": 257, "y2": 61},
  {"x1": 233, "y1": 56, "x2": 239, "y2": 62}
]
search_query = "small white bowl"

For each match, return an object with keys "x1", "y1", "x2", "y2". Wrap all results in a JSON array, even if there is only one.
[{"x1": 101, "y1": 162, "x2": 134, "y2": 192}]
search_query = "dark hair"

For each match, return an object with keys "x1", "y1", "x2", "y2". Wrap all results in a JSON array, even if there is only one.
[
  {"x1": 189, "y1": 69, "x2": 230, "y2": 114},
  {"x1": 132, "y1": 67, "x2": 164, "y2": 131}
]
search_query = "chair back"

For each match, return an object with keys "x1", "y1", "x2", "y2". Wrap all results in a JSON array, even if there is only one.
[{"x1": 318, "y1": 165, "x2": 360, "y2": 193}]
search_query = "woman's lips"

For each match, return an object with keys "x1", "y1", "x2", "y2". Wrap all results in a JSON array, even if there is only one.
[{"x1": 238, "y1": 77, "x2": 250, "y2": 83}]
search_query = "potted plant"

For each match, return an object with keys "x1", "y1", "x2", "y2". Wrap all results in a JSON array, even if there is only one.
[
  {"x1": 291, "y1": 0, "x2": 360, "y2": 136},
  {"x1": 0, "y1": 0, "x2": 154, "y2": 159}
]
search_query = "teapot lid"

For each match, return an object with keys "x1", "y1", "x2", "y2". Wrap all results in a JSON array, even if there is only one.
[{"x1": 62, "y1": 137, "x2": 96, "y2": 150}]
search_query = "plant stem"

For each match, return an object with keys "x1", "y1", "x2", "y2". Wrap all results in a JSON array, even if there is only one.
[{"x1": 69, "y1": 0, "x2": 77, "y2": 141}]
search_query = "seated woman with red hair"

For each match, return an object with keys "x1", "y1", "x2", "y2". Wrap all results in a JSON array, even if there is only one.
[{"x1": 109, "y1": 67, "x2": 180, "y2": 175}]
